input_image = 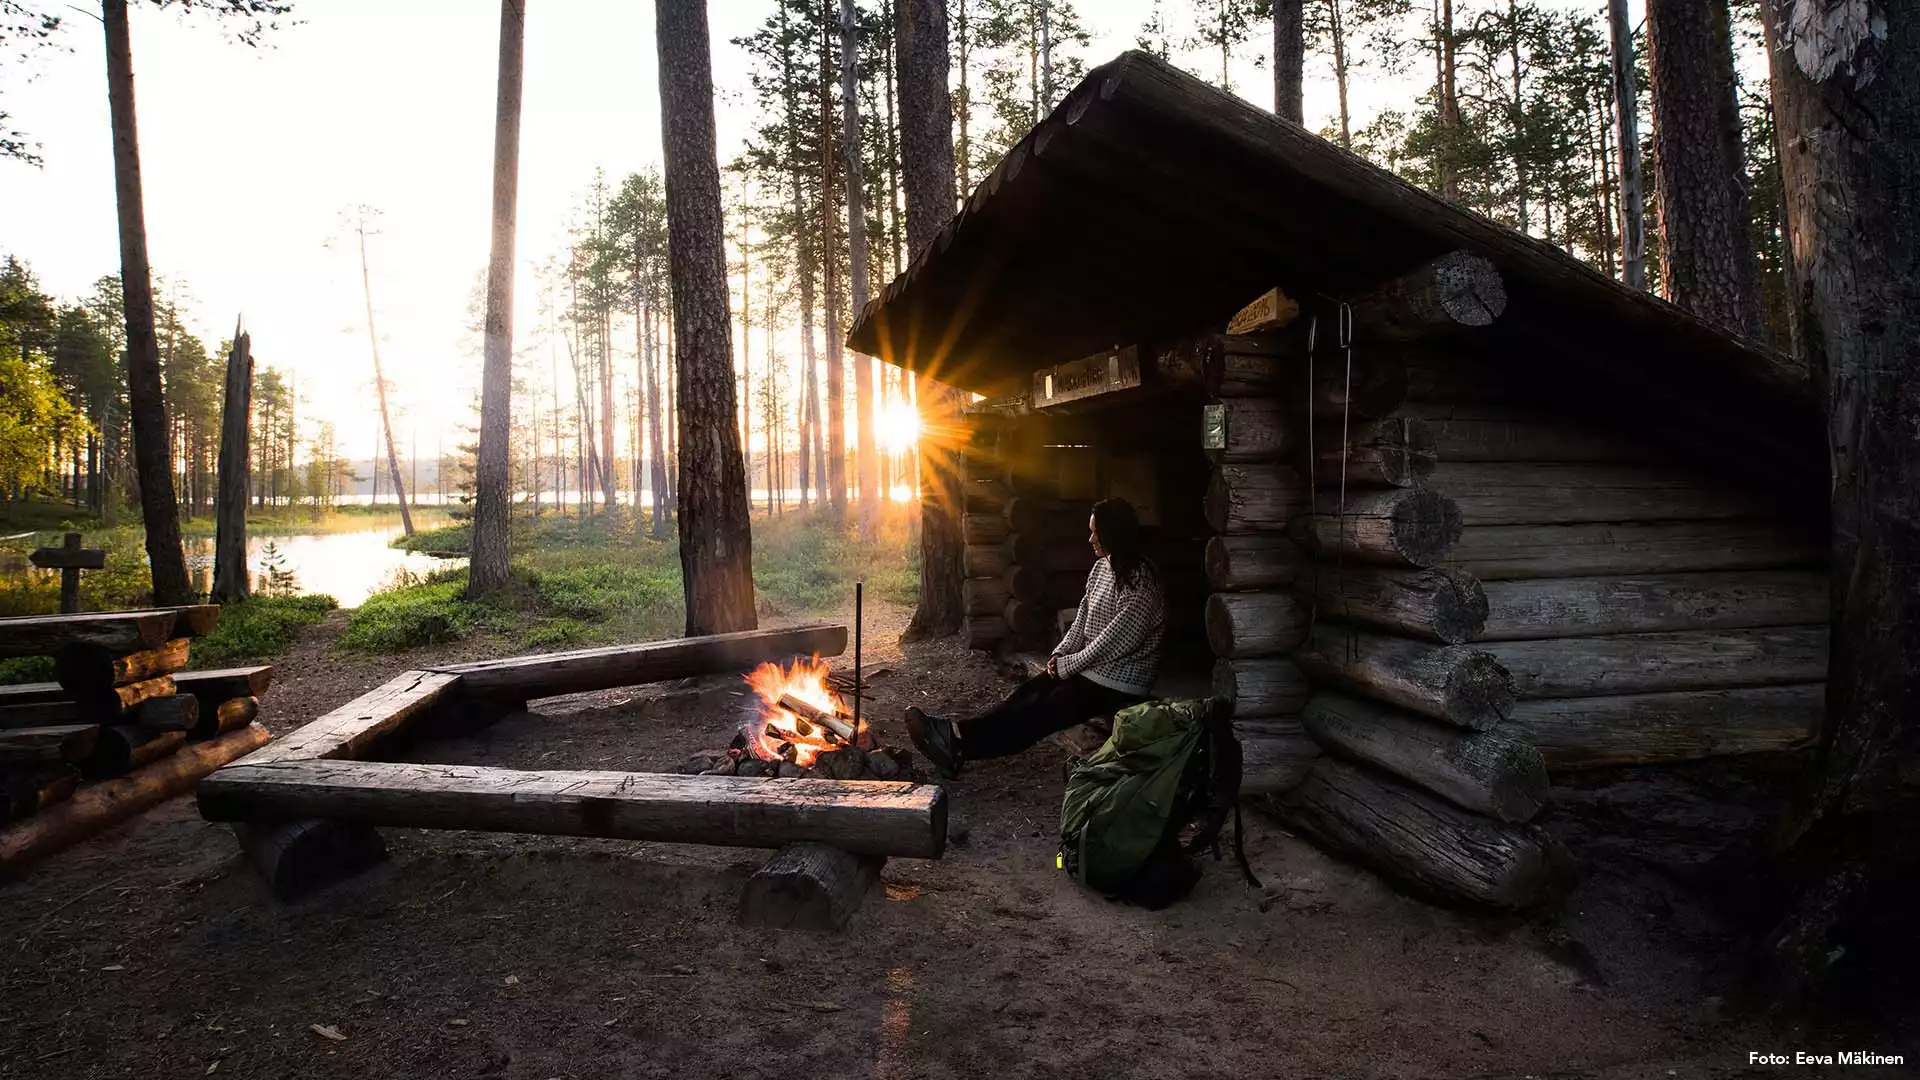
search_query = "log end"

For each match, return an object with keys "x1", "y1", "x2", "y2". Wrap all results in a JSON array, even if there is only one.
[
  {"x1": 1444, "y1": 649, "x2": 1516, "y2": 731},
  {"x1": 236, "y1": 818, "x2": 389, "y2": 903},
  {"x1": 1433, "y1": 252, "x2": 1508, "y2": 327},
  {"x1": 1431, "y1": 570, "x2": 1491, "y2": 645},
  {"x1": 739, "y1": 842, "x2": 884, "y2": 931}
]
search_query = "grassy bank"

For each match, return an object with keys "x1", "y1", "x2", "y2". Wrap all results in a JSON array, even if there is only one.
[{"x1": 345, "y1": 506, "x2": 920, "y2": 653}]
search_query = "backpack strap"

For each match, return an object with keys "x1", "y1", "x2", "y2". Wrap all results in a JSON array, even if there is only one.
[{"x1": 1232, "y1": 800, "x2": 1261, "y2": 890}]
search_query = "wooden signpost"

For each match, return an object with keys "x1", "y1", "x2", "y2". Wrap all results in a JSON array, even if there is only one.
[{"x1": 28, "y1": 534, "x2": 106, "y2": 615}]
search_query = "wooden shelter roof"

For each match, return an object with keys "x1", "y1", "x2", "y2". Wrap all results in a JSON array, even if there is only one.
[{"x1": 847, "y1": 51, "x2": 1824, "y2": 490}]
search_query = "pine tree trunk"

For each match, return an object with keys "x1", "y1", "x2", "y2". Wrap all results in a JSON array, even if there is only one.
[
  {"x1": 841, "y1": 0, "x2": 880, "y2": 538},
  {"x1": 1756, "y1": 0, "x2": 1920, "y2": 1004},
  {"x1": 1441, "y1": 0, "x2": 1459, "y2": 198},
  {"x1": 1647, "y1": 0, "x2": 1762, "y2": 336},
  {"x1": 1273, "y1": 0, "x2": 1304, "y2": 122},
  {"x1": 102, "y1": 0, "x2": 191, "y2": 605},
  {"x1": 470, "y1": 0, "x2": 524, "y2": 597},
  {"x1": 1608, "y1": 0, "x2": 1646, "y2": 288},
  {"x1": 1332, "y1": 0, "x2": 1352, "y2": 148},
  {"x1": 895, "y1": 0, "x2": 965, "y2": 639},
  {"x1": 656, "y1": 0, "x2": 757, "y2": 636},
  {"x1": 820, "y1": 16, "x2": 848, "y2": 518},
  {"x1": 952, "y1": 1, "x2": 969, "y2": 194}
]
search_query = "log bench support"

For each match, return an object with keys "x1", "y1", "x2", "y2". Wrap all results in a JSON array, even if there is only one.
[{"x1": 739, "y1": 842, "x2": 885, "y2": 932}]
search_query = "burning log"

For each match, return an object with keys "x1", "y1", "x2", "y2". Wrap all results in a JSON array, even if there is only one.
[{"x1": 777, "y1": 693, "x2": 855, "y2": 745}]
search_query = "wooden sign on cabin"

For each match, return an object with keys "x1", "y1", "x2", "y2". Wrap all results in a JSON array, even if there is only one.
[{"x1": 1033, "y1": 346, "x2": 1142, "y2": 411}]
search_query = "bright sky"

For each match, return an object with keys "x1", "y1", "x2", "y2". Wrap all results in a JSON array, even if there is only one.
[{"x1": 0, "y1": 1, "x2": 1639, "y2": 459}]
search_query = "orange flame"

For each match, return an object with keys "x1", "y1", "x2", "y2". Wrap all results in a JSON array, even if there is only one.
[{"x1": 743, "y1": 656, "x2": 848, "y2": 767}]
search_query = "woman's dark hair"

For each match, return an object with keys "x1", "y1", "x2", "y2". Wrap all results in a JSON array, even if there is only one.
[{"x1": 1092, "y1": 498, "x2": 1149, "y2": 590}]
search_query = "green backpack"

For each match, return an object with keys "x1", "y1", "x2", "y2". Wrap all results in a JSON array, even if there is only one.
[{"x1": 1058, "y1": 697, "x2": 1258, "y2": 909}]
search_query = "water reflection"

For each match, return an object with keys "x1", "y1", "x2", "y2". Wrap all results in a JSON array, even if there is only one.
[{"x1": 183, "y1": 529, "x2": 464, "y2": 609}]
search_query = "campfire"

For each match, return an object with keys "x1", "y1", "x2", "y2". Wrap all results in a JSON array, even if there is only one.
[
  {"x1": 675, "y1": 656, "x2": 917, "y2": 782},
  {"x1": 744, "y1": 656, "x2": 855, "y2": 766}
]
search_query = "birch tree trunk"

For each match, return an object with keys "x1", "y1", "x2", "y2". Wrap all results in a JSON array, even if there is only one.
[
  {"x1": 895, "y1": 0, "x2": 965, "y2": 639},
  {"x1": 1758, "y1": 0, "x2": 1919, "y2": 1004},
  {"x1": 102, "y1": 0, "x2": 192, "y2": 604},
  {"x1": 656, "y1": 0, "x2": 757, "y2": 635},
  {"x1": 841, "y1": 0, "x2": 879, "y2": 538},
  {"x1": 470, "y1": 0, "x2": 524, "y2": 597},
  {"x1": 1647, "y1": 0, "x2": 1763, "y2": 336}
]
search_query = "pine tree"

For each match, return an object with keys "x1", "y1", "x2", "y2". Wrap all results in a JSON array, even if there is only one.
[
  {"x1": 656, "y1": 0, "x2": 757, "y2": 635},
  {"x1": 470, "y1": 0, "x2": 524, "y2": 597}
]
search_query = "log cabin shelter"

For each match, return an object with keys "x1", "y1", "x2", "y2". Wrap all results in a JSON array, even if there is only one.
[{"x1": 848, "y1": 51, "x2": 1831, "y2": 910}]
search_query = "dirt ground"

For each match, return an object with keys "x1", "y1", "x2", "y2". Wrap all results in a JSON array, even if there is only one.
[{"x1": 2, "y1": 602, "x2": 1913, "y2": 1079}]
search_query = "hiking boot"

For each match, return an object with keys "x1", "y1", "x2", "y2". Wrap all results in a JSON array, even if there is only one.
[{"x1": 904, "y1": 707, "x2": 961, "y2": 778}]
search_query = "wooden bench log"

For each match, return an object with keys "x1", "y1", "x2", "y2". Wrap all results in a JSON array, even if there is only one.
[
  {"x1": 1204, "y1": 592, "x2": 1309, "y2": 659},
  {"x1": 1425, "y1": 463, "x2": 1776, "y2": 525},
  {"x1": 1205, "y1": 534, "x2": 1301, "y2": 591},
  {"x1": 1279, "y1": 758, "x2": 1554, "y2": 910},
  {"x1": 133, "y1": 693, "x2": 199, "y2": 732},
  {"x1": 196, "y1": 695, "x2": 260, "y2": 739},
  {"x1": 1484, "y1": 626, "x2": 1830, "y2": 699},
  {"x1": 1296, "y1": 623, "x2": 1513, "y2": 730},
  {"x1": 963, "y1": 578, "x2": 1011, "y2": 616},
  {"x1": 1348, "y1": 251, "x2": 1507, "y2": 341},
  {"x1": 0, "y1": 722, "x2": 269, "y2": 877},
  {"x1": 962, "y1": 514, "x2": 1011, "y2": 545},
  {"x1": 1238, "y1": 718, "x2": 1320, "y2": 795},
  {"x1": 429, "y1": 624, "x2": 848, "y2": 701},
  {"x1": 1313, "y1": 416, "x2": 1436, "y2": 487},
  {"x1": 0, "y1": 700, "x2": 80, "y2": 729},
  {"x1": 964, "y1": 543, "x2": 1010, "y2": 578},
  {"x1": 1206, "y1": 464, "x2": 1306, "y2": 533},
  {"x1": 1300, "y1": 488, "x2": 1464, "y2": 567},
  {"x1": 0, "y1": 606, "x2": 217, "y2": 659},
  {"x1": 1301, "y1": 691, "x2": 1548, "y2": 823},
  {"x1": 1297, "y1": 565, "x2": 1488, "y2": 644},
  {"x1": 53, "y1": 638, "x2": 190, "y2": 693},
  {"x1": 1213, "y1": 657, "x2": 1311, "y2": 717},
  {"x1": 965, "y1": 616, "x2": 1009, "y2": 650},
  {"x1": 1503, "y1": 684, "x2": 1823, "y2": 769},
  {"x1": 198, "y1": 761, "x2": 949, "y2": 859},
  {"x1": 1438, "y1": 520, "x2": 1827, "y2": 580},
  {"x1": 739, "y1": 842, "x2": 884, "y2": 931},
  {"x1": 1397, "y1": 402, "x2": 1654, "y2": 463},
  {"x1": 1474, "y1": 571, "x2": 1830, "y2": 640},
  {"x1": 5, "y1": 766, "x2": 77, "y2": 822},
  {"x1": 237, "y1": 670, "x2": 460, "y2": 766},
  {"x1": 84, "y1": 726, "x2": 186, "y2": 779},
  {"x1": 174, "y1": 666, "x2": 275, "y2": 707},
  {"x1": 0, "y1": 725, "x2": 99, "y2": 766},
  {"x1": 236, "y1": 818, "x2": 389, "y2": 902},
  {"x1": 78, "y1": 674, "x2": 177, "y2": 722}
]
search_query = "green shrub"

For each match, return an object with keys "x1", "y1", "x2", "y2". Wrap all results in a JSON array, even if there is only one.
[
  {"x1": 0, "y1": 655, "x2": 55, "y2": 684},
  {"x1": 393, "y1": 521, "x2": 471, "y2": 555},
  {"x1": 341, "y1": 578, "x2": 469, "y2": 652},
  {"x1": 194, "y1": 594, "x2": 338, "y2": 665}
]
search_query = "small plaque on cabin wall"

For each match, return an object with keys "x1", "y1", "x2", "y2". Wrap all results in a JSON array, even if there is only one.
[{"x1": 1202, "y1": 403, "x2": 1227, "y2": 451}]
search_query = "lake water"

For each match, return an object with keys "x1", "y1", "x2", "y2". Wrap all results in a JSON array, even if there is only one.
[{"x1": 186, "y1": 529, "x2": 464, "y2": 608}]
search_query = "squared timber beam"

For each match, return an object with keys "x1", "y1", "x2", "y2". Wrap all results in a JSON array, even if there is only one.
[
  {"x1": 198, "y1": 760, "x2": 949, "y2": 860},
  {"x1": 1032, "y1": 345, "x2": 1143, "y2": 411}
]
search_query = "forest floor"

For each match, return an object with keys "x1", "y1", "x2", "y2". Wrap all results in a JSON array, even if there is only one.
[{"x1": 2, "y1": 602, "x2": 1912, "y2": 1080}]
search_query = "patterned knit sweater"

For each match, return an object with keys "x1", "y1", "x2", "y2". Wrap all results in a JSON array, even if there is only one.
[{"x1": 1052, "y1": 557, "x2": 1166, "y2": 696}]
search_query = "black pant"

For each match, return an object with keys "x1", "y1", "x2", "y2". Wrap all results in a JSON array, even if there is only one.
[{"x1": 958, "y1": 674, "x2": 1146, "y2": 761}]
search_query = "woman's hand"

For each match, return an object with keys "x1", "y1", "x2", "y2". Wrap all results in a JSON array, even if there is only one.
[{"x1": 1046, "y1": 655, "x2": 1059, "y2": 678}]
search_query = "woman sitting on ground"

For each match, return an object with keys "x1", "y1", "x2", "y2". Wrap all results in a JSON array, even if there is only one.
[{"x1": 905, "y1": 497, "x2": 1165, "y2": 776}]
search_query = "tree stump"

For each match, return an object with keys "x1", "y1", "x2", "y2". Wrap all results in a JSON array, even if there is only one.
[
  {"x1": 739, "y1": 842, "x2": 883, "y2": 931},
  {"x1": 235, "y1": 818, "x2": 388, "y2": 903}
]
